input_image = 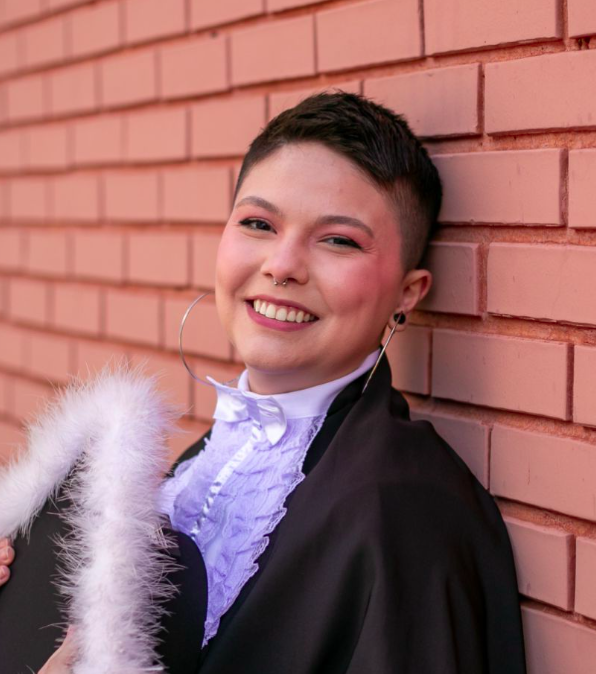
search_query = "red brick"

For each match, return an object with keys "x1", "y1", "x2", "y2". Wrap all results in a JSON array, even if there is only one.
[
  {"x1": 569, "y1": 150, "x2": 596, "y2": 229},
  {"x1": 49, "y1": 62, "x2": 98, "y2": 117},
  {"x1": 52, "y1": 173, "x2": 101, "y2": 222},
  {"x1": 22, "y1": 15, "x2": 67, "y2": 69},
  {"x1": 0, "y1": 129, "x2": 25, "y2": 171},
  {"x1": 268, "y1": 0, "x2": 327, "y2": 10},
  {"x1": 576, "y1": 537, "x2": 596, "y2": 620},
  {"x1": 488, "y1": 244, "x2": 596, "y2": 326},
  {"x1": 386, "y1": 325, "x2": 431, "y2": 395},
  {"x1": 522, "y1": 604, "x2": 596, "y2": 674},
  {"x1": 159, "y1": 35, "x2": 227, "y2": 100},
  {"x1": 0, "y1": 323, "x2": 26, "y2": 370},
  {"x1": 106, "y1": 289, "x2": 160, "y2": 347},
  {"x1": 409, "y1": 409, "x2": 489, "y2": 486},
  {"x1": 574, "y1": 345, "x2": 596, "y2": 428},
  {"x1": 486, "y1": 51, "x2": 596, "y2": 135},
  {"x1": 192, "y1": 231, "x2": 221, "y2": 289},
  {"x1": 432, "y1": 331, "x2": 569, "y2": 419},
  {"x1": 364, "y1": 64, "x2": 479, "y2": 138},
  {"x1": 25, "y1": 230, "x2": 69, "y2": 277},
  {"x1": 433, "y1": 150, "x2": 562, "y2": 225},
  {"x1": 504, "y1": 517, "x2": 573, "y2": 610},
  {"x1": 6, "y1": 74, "x2": 45, "y2": 122},
  {"x1": 0, "y1": 31, "x2": 21, "y2": 77},
  {"x1": 70, "y1": 0, "x2": 122, "y2": 58},
  {"x1": 73, "y1": 230, "x2": 125, "y2": 282},
  {"x1": 12, "y1": 377, "x2": 52, "y2": 424},
  {"x1": 0, "y1": 0, "x2": 44, "y2": 28},
  {"x1": 491, "y1": 425, "x2": 596, "y2": 520},
  {"x1": 191, "y1": 0, "x2": 264, "y2": 29},
  {"x1": 9, "y1": 278, "x2": 49, "y2": 326},
  {"x1": 128, "y1": 231, "x2": 190, "y2": 287},
  {"x1": 231, "y1": 15, "x2": 315, "y2": 86},
  {"x1": 191, "y1": 95, "x2": 265, "y2": 158},
  {"x1": 124, "y1": 0, "x2": 186, "y2": 45},
  {"x1": 0, "y1": 228, "x2": 22, "y2": 271},
  {"x1": 25, "y1": 331, "x2": 73, "y2": 383},
  {"x1": 23, "y1": 124, "x2": 70, "y2": 170},
  {"x1": 164, "y1": 294, "x2": 231, "y2": 360},
  {"x1": 568, "y1": 0, "x2": 596, "y2": 38},
  {"x1": 191, "y1": 358, "x2": 243, "y2": 421},
  {"x1": 268, "y1": 80, "x2": 361, "y2": 119},
  {"x1": 100, "y1": 49, "x2": 157, "y2": 109},
  {"x1": 125, "y1": 108, "x2": 188, "y2": 163},
  {"x1": 72, "y1": 114, "x2": 124, "y2": 166},
  {"x1": 104, "y1": 170, "x2": 160, "y2": 222},
  {"x1": 162, "y1": 166, "x2": 230, "y2": 223},
  {"x1": 417, "y1": 242, "x2": 480, "y2": 316},
  {"x1": 425, "y1": 0, "x2": 560, "y2": 55},
  {"x1": 8, "y1": 178, "x2": 50, "y2": 221},
  {"x1": 53, "y1": 283, "x2": 102, "y2": 336},
  {"x1": 74, "y1": 340, "x2": 129, "y2": 380},
  {"x1": 129, "y1": 349, "x2": 191, "y2": 412},
  {"x1": 317, "y1": 0, "x2": 421, "y2": 73}
]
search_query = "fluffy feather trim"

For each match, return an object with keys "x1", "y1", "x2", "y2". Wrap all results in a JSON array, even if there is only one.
[{"x1": 0, "y1": 358, "x2": 187, "y2": 673}]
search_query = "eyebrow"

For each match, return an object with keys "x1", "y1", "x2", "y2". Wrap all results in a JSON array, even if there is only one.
[{"x1": 235, "y1": 195, "x2": 375, "y2": 238}]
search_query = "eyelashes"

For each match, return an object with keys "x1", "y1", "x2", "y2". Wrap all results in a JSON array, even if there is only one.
[{"x1": 238, "y1": 218, "x2": 362, "y2": 250}]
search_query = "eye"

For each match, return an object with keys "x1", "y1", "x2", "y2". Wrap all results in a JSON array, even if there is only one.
[
  {"x1": 324, "y1": 236, "x2": 362, "y2": 250},
  {"x1": 239, "y1": 217, "x2": 274, "y2": 232}
]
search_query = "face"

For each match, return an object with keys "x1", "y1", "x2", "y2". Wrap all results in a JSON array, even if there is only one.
[{"x1": 215, "y1": 142, "x2": 430, "y2": 394}]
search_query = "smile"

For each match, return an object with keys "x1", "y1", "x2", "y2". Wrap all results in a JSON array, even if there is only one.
[{"x1": 252, "y1": 298, "x2": 317, "y2": 323}]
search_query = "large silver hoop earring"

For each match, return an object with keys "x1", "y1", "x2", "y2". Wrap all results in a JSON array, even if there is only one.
[
  {"x1": 361, "y1": 311, "x2": 406, "y2": 394},
  {"x1": 178, "y1": 291, "x2": 239, "y2": 387}
]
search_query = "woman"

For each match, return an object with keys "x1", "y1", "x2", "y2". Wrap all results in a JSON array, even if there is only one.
[{"x1": 2, "y1": 91, "x2": 526, "y2": 673}]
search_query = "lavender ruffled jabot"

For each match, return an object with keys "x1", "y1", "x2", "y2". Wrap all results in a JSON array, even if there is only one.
[{"x1": 158, "y1": 350, "x2": 379, "y2": 646}]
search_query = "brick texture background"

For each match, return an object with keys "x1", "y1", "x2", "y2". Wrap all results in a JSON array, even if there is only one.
[{"x1": 0, "y1": 1, "x2": 595, "y2": 669}]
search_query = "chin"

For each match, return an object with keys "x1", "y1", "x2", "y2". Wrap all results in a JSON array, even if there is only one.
[{"x1": 240, "y1": 346, "x2": 314, "y2": 375}]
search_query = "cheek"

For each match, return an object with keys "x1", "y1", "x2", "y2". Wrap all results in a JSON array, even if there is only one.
[
  {"x1": 320, "y1": 261, "x2": 391, "y2": 317},
  {"x1": 215, "y1": 229, "x2": 250, "y2": 294}
]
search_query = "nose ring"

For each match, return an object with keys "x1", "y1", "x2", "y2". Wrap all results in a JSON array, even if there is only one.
[{"x1": 273, "y1": 278, "x2": 288, "y2": 286}]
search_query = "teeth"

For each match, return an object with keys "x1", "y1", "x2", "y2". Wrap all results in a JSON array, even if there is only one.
[{"x1": 251, "y1": 300, "x2": 316, "y2": 324}]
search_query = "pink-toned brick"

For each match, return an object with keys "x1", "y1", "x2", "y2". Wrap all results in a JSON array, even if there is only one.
[
  {"x1": 70, "y1": 0, "x2": 121, "y2": 58},
  {"x1": 73, "y1": 230, "x2": 125, "y2": 282},
  {"x1": 191, "y1": 96, "x2": 265, "y2": 158},
  {"x1": 25, "y1": 230, "x2": 69, "y2": 277},
  {"x1": 53, "y1": 283, "x2": 102, "y2": 336},
  {"x1": 8, "y1": 178, "x2": 50, "y2": 221},
  {"x1": 0, "y1": 0, "x2": 44, "y2": 28},
  {"x1": 48, "y1": 62, "x2": 98, "y2": 117},
  {"x1": 522, "y1": 603, "x2": 596, "y2": 674},
  {"x1": 486, "y1": 51, "x2": 596, "y2": 134},
  {"x1": 0, "y1": 323, "x2": 26, "y2": 370},
  {"x1": 168, "y1": 416, "x2": 211, "y2": 464},
  {"x1": 417, "y1": 242, "x2": 480, "y2": 316},
  {"x1": 74, "y1": 340, "x2": 129, "y2": 380},
  {"x1": 575, "y1": 537, "x2": 596, "y2": 620},
  {"x1": 569, "y1": 150, "x2": 596, "y2": 229},
  {"x1": 46, "y1": 0, "x2": 91, "y2": 8},
  {"x1": 268, "y1": 80, "x2": 361, "y2": 119},
  {"x1": 159, "y1": 35, "x2": 227, "y2": 100},
  {"x1": 52, "y1": 173, "x2": 101, "y2": 222},
  {"x1": 22, "y1": 15, "x2": 67, "y2": 68},
  {"x1": 231, "y1": 15, "x2": 315, "y2": 86},
  {"x1": 72, "y1": 114, "x2": 124, "y2": 166},
  {"x1": 129, "y1": 349, "x2": 191, "y2": 412},
  {"x1": 0, "y1": 420, "x2": 25, "y2": 465},
  {"x1": 317, "y1": 0, "x2": 421, "y2": 73},
  {"x1": 492, "y1": 425, "x2": 596, "y2": 521},
  {"x1": 23, "y1": 124, "x2": 70, "y2": 170},
  {"x1": 128, "y1": 231, "x2": 189, "y2": 287},
  {"x1": 569, "y1": 0, "x2": 596, "y2": 38},
  {"x1": 433, "y1": 150, "x2": 562, "y2": 225},
  {"x1": 12, "y1": 377, "x2": 52, "y2": 424},
  {"x1": 0, "y1": 130, "x2": 25, "y2": 171},
  {"x1": 425, "y1": 0, "x2": 560, "y2": 55},
  {"x1": 574, "y1": 345, "x2": 596, "y2": 428},
  {"x1": 9, "y1": 278, "x2": 49, "y2": 326},
  {"x1": 504, "y1": 517, "x2": 573, "y2": 610},
  {"x1": 104, "y1": 170, "x2": 160, "y2": 222},
  {"x1": 0, "y1": 228, "x2": 22, "y2": 270},
  {"x1": 191, "y1": 0, "x2": 264, "y2": 29},
  {"x1": 192, "y1": 358, "x2": 243, "y2": 421},
  {"x1": 25, "y1": 331, "x2": 73, "y2": 383},
  {"x1": 488, "y1": 244, "x2": 596, "y2": 326},
  {"x1": 100, "y1": 49, "x2": 157, "y2": 109},
  {"x1": 432, "y1": 331, "x2": 569, "y2": 419},
  {"x1": 0, "y1": 31, "x2": 21, "y2": 77},
  {"x1": 386, "y1": 325, "x2": 431, "y2": 395},
  {"x1": 105, "y1": 289, "x2": 160, "y2": 347},
  {"x1": 164, "y1": 295, "x2": 231, "y2": 360},
  {"x1": 409, "y1": 409, "x2": 489, "y2": 486},
  {"x1": 364, "y1": 64, "x2": 480, "y2": 138},
  {"x1": 6, "y1": 74, "x2": 45, "y2": 122},
  {"x1": 268, "y1": 0, "x2": 327, "y2": 10},
  {"x1": 125, "y1": 108, "x2": 188, "y2": 163},
  {"x1": 192, "y1": 231, "x2": 221, "y2": 289},
  {"x1": 162, "y1": 166, "x2": 230, "y2": 223},
  {"x1": 124, "y1": 0, "x2": 186, "y2": 45}
]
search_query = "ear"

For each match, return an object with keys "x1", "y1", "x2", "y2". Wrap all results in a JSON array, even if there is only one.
[{"x1": 398, "y1": 268, "x2": 433, "y2": 314}]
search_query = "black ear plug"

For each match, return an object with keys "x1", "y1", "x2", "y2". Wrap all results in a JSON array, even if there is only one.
[{"x1": 394, "y1": 312, "x2": 406, "y2": 325}]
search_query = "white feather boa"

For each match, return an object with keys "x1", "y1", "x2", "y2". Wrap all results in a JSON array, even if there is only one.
[{"x1": 0, "y1": 359, "x2": 186, "y2": 673}]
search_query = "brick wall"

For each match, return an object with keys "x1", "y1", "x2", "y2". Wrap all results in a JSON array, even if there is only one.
[{"x1": 0, "y1": 0, "x2": 595, "y2": 670}]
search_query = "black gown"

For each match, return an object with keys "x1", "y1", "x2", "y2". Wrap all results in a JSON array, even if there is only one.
[{"x1": 171, "y1": 353, "x2": 527, "y2": 674}]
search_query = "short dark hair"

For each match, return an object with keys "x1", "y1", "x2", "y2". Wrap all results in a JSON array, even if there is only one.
[{"x1": 233, "y1": 90, "x2": 442, "y2": 271}]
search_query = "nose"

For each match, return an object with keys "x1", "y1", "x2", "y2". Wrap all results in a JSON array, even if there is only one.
[{"x1": 260, "y1": 234, "x2": 309, "y2": 286}]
